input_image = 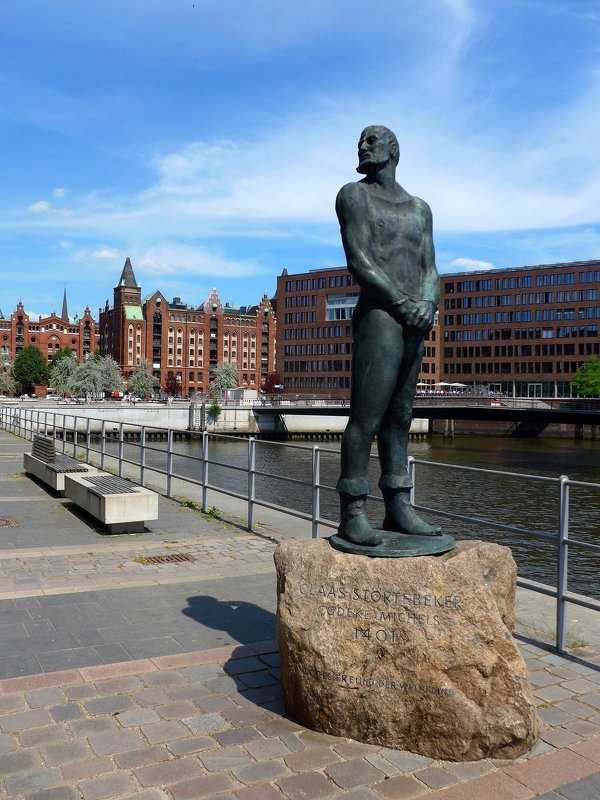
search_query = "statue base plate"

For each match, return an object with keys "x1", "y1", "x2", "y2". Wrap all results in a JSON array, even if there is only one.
[{"x1": 329, "y1": 531, "x2": 455, "y2": 558}]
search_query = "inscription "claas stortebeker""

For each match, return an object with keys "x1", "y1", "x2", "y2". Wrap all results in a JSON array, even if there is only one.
[{"x1": 298, "y1": 584, "x2": 462, "y2": 610}]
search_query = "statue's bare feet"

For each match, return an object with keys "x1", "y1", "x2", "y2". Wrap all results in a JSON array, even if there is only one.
[
  {"x1": 383, "y1": 503, "x2": 441, "y2": 537},
  {"x1": 338, "y1": 516, "x2": 382, "y2": 546}
]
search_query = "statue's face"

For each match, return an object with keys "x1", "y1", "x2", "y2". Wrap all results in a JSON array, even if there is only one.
[{"x1": 357, "y1": 128, "x2": 392, "y2": 174}]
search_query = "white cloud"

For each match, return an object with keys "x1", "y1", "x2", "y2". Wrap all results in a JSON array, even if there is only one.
[
  {"x1": 450, "y1": 257, "x2": 495, "y2": 271},
  {"x1": 91, "y1": 248, "x2": 120, "y2": 260},
  {"x1": 29, "y1": 201, "x2": 51, "y2": 214},
  {"x1": 135, "y1": 243, "x2": 263, "y2": 281},
  {"x1": 53, "y1": 187, "x2": 67, "y2": 198}
]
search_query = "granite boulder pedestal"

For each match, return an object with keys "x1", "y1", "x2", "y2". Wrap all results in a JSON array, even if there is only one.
[{"x1": 275, "y1": 538, "x2": 539, "y2": 761}]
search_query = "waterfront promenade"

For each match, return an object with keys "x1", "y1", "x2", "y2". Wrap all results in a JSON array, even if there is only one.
[{"x1": 1, "y1": 430, "x2": 600, "y2": 799}]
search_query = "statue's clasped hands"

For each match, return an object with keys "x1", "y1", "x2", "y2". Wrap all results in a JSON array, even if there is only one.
[{"x1": 391, "y1": 298, "x2": 436, "y2": 333}]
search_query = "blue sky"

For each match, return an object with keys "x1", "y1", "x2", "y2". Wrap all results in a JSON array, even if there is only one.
[{"x1": 2, "y1": 0, "x2": 600, "y2": 321}]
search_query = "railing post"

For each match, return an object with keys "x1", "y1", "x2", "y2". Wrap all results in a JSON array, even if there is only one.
[
  {"x1": 408, "y1": 456, "x2": 416, "y2": 505},
  {"x1": 311, "y1": 445, "x2": 320, "y2": 538},
  {"x1": 556, "y1": 475, "x2": 570, "y2": 653},
  {"x1": 72, "y1": 416, "x2": 77, "y2": 457},
  {"x1": 118, "y1": 422, "x2": 124, "y2": 476},
  {"x1": 140, "y1": 426, "x2": 146, "y2": 486},
  {"x1": 166, "y1": 428, "x2": 174, "y2": 497},
  {"x1": 248, "y1": 437, "x2": 256, "y2": 532},
  {"x1": 100, "y1": 420, "x2": 106, "y2": 470},
  {"x1": 201, "y1": 432, "x2": 209, "y2": 511},
  {"x1": 61, "y1": 414, "x2": 67, "y2": 454},
  {"x1": 85, "y1": 417, "x2": 91, "y2": 463}
]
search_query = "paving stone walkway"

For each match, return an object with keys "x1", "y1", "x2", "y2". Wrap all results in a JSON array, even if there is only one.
[{"x1": 1, "y1": 428, "x2": 600, "y2": 799}]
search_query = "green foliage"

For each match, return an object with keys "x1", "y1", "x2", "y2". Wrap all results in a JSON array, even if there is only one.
[
  {"x1": 50, "y1": 353, "x2": 78, "y2": 396},
  {"x1": 128, "y1": 358, "x2": 156, "y2": 399},
  {"x1": 96, "y1": 355, "x2": 123, "y2": 392},
  {"x1": 571, "y1": 356, "x2": 600, "y2": 397},
  {"x1": 207, "y1": 399, "x2": 221, "y2": 425},
  {"x1": 212, "y1": 360, "x2": 238, "y2": 391},
  {"x1": 51, "y1": 346, "x2": 76, "y2": 365},
  {"x1": 12, "y1": 346, "x2": 49, "y2": 393},
  {"x1": 202, "y1": 505, "x2": 220, "y2": 520},
  {"x1": 69, "y1": 360, "x2": 103, "y2": 398}
]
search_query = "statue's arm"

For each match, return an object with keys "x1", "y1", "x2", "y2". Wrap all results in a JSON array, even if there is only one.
[
  {"x1": 336, "y1": 183, "x2": 411, "y2": 309},
  {"x1": 418, "y1": 199, "x2": 440, "y2": 309}
]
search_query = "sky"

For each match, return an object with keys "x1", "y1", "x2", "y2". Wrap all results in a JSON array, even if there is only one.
[{"x1": 2, "y1": 0, "x2": 600, "y2": 321}]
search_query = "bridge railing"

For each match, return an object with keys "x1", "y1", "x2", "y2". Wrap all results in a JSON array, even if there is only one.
[{"x1": 2, "y1": 403, "x2": 599, "y2": 654}]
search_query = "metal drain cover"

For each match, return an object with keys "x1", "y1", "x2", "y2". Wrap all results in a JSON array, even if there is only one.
[
  {"x1": 136, "y1": 553, "x2": 196, "y2": 565},
  {"x1": 0, "y1": 517, "x2": 19, "y2": 528}
]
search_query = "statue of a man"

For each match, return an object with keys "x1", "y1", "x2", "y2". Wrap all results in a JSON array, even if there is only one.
[{"x1": 336, "y1": 125, "x2": 441, "y2": 546}]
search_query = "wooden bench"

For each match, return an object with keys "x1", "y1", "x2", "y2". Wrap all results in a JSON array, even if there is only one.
[
  {"x1": 24, "y1": 434, "x2": 98, "y2": 495},
  {"x1": 64, "y1": 473, "x2": 159, "y2": 534}
]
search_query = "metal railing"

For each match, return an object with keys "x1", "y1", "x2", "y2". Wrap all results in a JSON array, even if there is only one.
[{"x1": 2, "y1": 403, "x2": 599, "y2": 654}]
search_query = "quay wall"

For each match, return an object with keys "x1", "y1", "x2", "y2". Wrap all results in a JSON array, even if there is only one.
[{"x1": 2, "y1": 402, "x2": 429, "y2": 439}]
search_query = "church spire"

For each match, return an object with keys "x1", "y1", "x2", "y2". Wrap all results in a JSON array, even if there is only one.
[
  {"x1": 61, "y1": 286, "x2": 69, "y2": 322},
  {"x1": 117, "y1": 257, "x2": 138, "y2": 289}
]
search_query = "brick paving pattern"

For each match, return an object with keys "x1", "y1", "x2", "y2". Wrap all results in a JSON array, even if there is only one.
[{"x1": 1, "y1": 428, "x2": 600, "y2": 798}]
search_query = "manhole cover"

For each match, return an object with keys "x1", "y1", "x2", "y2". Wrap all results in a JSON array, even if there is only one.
[
  {"x1": 0, "y1": 517, "x2": 20, "y2": 528},
  {"x1": 135, "y1": 553, "x2": 196, "y2": 565}
]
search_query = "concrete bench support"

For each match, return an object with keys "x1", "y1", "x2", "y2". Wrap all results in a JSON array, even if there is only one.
[
  {"x1": 24, "y1": 434, "x2": 98, "y2": 495},
  {"x1": 64, "y1": 473, "x2": 158, "y2": 534}
]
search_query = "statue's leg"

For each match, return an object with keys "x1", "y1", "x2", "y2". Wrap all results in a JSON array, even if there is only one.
[
  {"x1": 378, "y1": 331, "x2": 442, "y2": 536},
  {"x1": 337, "y1": 305, "x2": 403, "y2": 545}
]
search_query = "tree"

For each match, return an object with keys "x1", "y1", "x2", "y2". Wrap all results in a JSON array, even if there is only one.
[
  {"x1": 50, "y1": 353, "x2": 78, "y2": 396},
  {"x1": 96, "y1": 355, "x2": 123, "y2": 393},
  {"x1": 12, "y1": 346, "x2": 49, "y2": 394},
  {"x1": 207, "y1": 399, "x2": 221, "y2": 427},
  {"x1": 70, "y1": 360, "x2": 103, "y2": 398},
  {"x1": 571, "y1": 356, "x2": 600, "y2": 398},
  {"x1": 0, "y1": 352, "x2": 15, "y2": 396},
  {"x1": 212, "y1": 360, "x2": 238, "y2": 392},
  {"x1": 51, "y1": 346, "x2": 76, "y2": 365},
  {"x1": 128, "y1": 358, "x2": 156, "y2": 399}
]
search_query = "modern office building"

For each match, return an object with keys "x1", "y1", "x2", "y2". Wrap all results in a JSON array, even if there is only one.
[
  {"x1": 99, "y1": 258, "x2": 276, "y2": 397},
  {"x1": 0, "y1": 293, "x2": 99, "y2": 367},
  {"x1": 275, "y1": 266, "x2": 440, "y2": 400},
  {"x1": 439, "y1": 260, "x2": 600, "y2": 397}
]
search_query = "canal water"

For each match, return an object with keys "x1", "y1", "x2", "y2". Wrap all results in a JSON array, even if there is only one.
[{"x1": 119, "y1": 434, "x2": 600, "y2": 597}]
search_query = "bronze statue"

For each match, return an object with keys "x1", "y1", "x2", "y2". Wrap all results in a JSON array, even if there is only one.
[{"x1": 336, "y1": 125, "x2": 441, "y2": 546}]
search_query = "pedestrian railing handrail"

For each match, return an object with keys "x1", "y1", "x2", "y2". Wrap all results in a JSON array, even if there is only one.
[{"x1": 2, "y1": 403, "x2": 599, "y2": 654}]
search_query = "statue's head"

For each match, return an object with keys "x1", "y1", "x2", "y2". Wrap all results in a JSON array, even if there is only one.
[{"x1": 357, "y1": 125, "x2": 399, "y2": 174}]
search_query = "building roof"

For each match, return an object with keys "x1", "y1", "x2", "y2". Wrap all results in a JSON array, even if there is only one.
[
  {"x1": 117, "y1": 257, "x2": 138, "y2": 289},
  {"x1": 124, "y1": 306, "x2": 144, "y2": 320}
]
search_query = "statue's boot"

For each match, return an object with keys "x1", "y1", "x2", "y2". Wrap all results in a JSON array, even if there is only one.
[
  {"x1": 338, "y1": 493, "x2": 382, "y2": 546},
  {"x1": 382, "y1": 488, "x2": 442, "y2": 537}
]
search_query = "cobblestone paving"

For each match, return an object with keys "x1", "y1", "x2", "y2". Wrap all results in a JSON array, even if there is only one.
[
  {"x1": 0, "y1": 535, "x2": 276, "y2": 599},
  {"x1": 1, "y1": 641, "x2": 600, "y2": 800}
]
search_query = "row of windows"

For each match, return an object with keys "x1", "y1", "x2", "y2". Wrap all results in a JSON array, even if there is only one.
[
  {"x1": 289, "y1": 376, "x2": 351, "y2": 389},
  {"x1": 283, "y1": 343, "x2": 352, "y2": 355},
  {"x1": 284, "y1": 295, "x2": 318, "y2": 308},
  {"x1": 284, "y1": 326, "x2": 350, "y2": 339},
  {"x1": 445, "y1": 325, "x2": 598, "y2": 342},
  {"x1": 283, "y1": 312, "x2": 317, "y2": 323},
  {"x1": 446, "y1": 307, "x2": 600, "y2": 326},
  {"x1": 284, "y1": 274, "x2": 353, "y2": 292},
  {"x1": 443, "y1": 343, "x2": 586, "y2": 358},
  {"x1": 444, "y1": 361, "x2": 583, "y2": 375},
  {"x1": 444, "y1": 290, "x2": 599, "y2": 310},
  {"x1": 283, "y1": 360, "x2": 352, "y2": 372},
  {"x1": 444, "y1": 269, "x2": 600, "y2": 294}
]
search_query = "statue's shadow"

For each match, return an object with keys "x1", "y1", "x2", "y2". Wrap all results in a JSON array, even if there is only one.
[{"x1": 183, "y1": 595, "x2": 283, "y2": 714}]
